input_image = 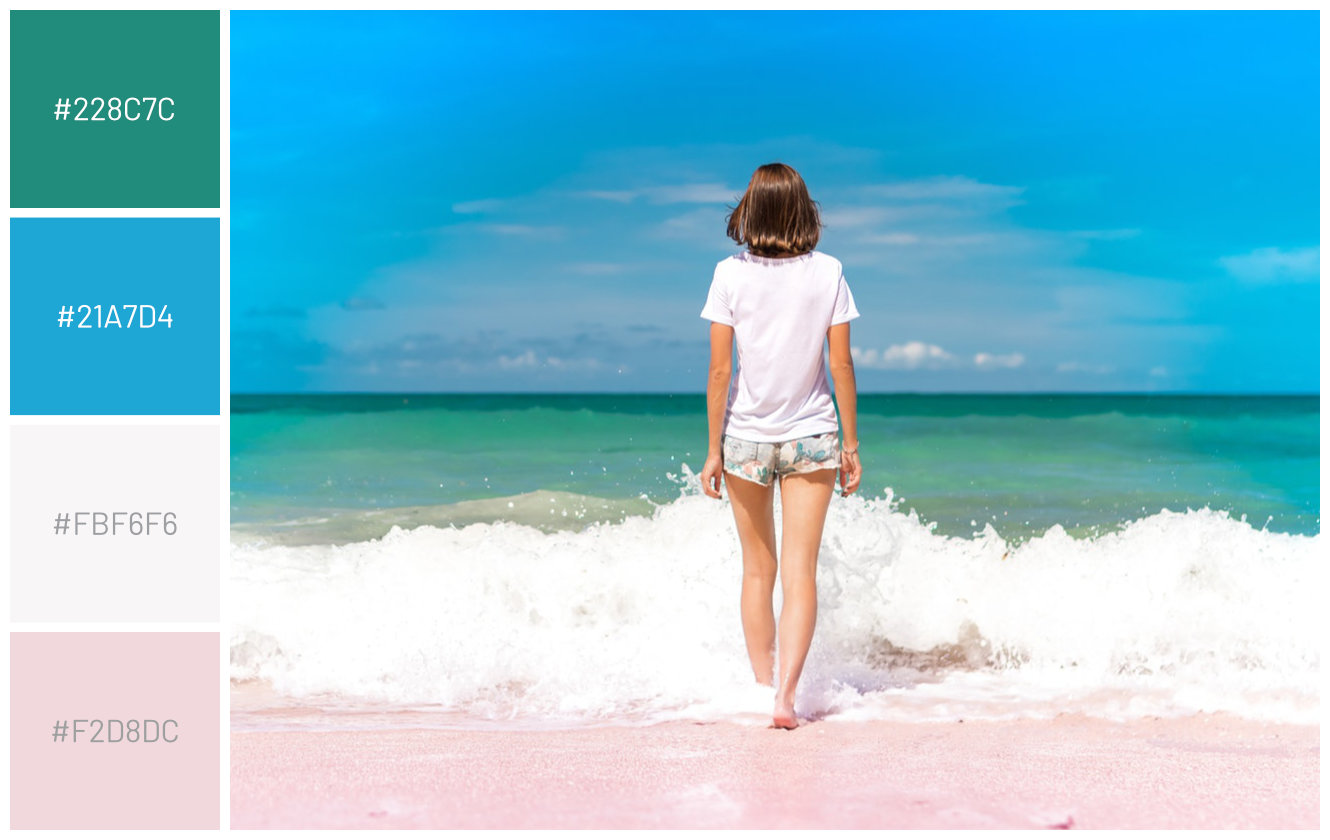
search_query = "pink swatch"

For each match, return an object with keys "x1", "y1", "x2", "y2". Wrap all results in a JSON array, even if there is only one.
[{"x1": 11, "y1": 632, "x2": 219, "y2": 829}]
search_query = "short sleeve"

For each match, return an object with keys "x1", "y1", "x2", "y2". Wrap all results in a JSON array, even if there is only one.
[
  {"x1": 830, "y1": 267, "x2": 861, "y2": 325},
  {"x1": 699, "y1": 264, "x2": 734, "y2": 326}
]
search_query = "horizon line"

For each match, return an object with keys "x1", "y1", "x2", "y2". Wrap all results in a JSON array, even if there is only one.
[{"x1": 230, "y1": 390, "x2": 1321, "y2": 398}]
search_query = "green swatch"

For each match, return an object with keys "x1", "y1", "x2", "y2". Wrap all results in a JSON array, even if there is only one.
[{"x1": 10, "y1": 10, "x2": 220, "y2": 208}]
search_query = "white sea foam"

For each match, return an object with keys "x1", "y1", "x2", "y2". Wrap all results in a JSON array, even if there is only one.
[{"x1": 231, "y1": 474, "x2": 1321, "y2": 727}]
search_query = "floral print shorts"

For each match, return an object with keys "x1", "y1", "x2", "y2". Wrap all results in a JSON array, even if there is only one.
[{"x1": 722, "y1": 431, "x2": 841, "y2": 486}]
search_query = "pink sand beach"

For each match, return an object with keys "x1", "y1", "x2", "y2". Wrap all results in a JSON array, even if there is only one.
[{"x1": 230, "y1": 711, "x2": 1318, "y2": 829}]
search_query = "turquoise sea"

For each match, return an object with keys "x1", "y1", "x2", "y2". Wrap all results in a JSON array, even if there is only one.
[
  {"x1": 231, "y1": 393, "x2": 1318, "y2": 542},
  {"x1": 230, "y1": 393, "x2": 1320, "y2": 728}
]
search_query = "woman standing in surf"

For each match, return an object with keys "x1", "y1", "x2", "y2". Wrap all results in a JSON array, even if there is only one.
[{"x1": 699, "y1": 162, "x2": 863, "y2": 729}]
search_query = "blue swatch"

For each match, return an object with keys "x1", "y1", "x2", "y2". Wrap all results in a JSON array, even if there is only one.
[{"x1": 11, "y1": 218, "x2": 220, "y2": 415}]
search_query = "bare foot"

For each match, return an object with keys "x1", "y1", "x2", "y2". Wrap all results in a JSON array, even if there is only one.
[{"x1": 772, "y1": 695, "x2": 798, "y2": 730}]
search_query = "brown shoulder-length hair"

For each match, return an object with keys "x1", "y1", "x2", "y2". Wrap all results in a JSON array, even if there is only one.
[{"x1": 726, "y1": 163, "x2": 821, "y2": 257}]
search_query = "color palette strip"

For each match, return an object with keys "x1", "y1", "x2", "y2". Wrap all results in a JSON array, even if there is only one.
[{"x1": 9, "y1": 9, "x2": 224, "y2": 830}]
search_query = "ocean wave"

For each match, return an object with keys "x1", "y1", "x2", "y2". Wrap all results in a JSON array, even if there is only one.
[
  {"x1": 230, "y1": 489, "x2": 657, "y2": 547},
  {"x1": 230, "y1": 472, "x2": 1321, "y2": 726}
]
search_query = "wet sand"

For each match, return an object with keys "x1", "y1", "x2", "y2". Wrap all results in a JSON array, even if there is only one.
[{"x1": 230, "y1": 712, "x2": 1318, "y2": 829}]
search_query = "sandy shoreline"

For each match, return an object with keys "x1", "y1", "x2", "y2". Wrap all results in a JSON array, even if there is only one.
[{"x1": 230, "y1": 712, "x2": 1318, "y2": 829}]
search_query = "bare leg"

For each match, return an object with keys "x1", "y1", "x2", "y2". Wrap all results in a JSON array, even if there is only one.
[
  {"x1": 773, "y1": 468, "x2": 837, "y2": 729},
  {"x1": 722, "y1": 471, "x2": 778, "y2": 686}
]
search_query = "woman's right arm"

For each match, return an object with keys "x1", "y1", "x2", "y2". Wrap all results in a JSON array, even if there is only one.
[
  {"x1": 700, "y1": 322, "x2": 734, "y2": 498},
  {"x1": 827, "y1": 322, "x2": 862, "y2": 495}
]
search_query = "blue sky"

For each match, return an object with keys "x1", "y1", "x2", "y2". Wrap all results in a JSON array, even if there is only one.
[{"x1": 231, "y1": 10, "x2": 1319, "y2": 393}]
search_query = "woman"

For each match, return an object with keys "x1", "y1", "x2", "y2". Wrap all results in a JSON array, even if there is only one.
[{"x1": 699, "y1": 162, "x2": 863, "y2": 729}]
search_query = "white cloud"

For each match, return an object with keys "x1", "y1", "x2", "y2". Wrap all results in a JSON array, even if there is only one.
[
  {"x1": 852, "y1": 341, "x2": 956, "y2": 370},
  {"x1": 1217, "y1": 245, "x2": 1319, "y2": 284},
  {"x1": 823, "y1": 175, "x2": 1067, "y2": 267},
  {"x1": 974, "y1": 351, "x2": 1025, "y2": 370},
  {"x1": 497, "y1": 349, "x2": 539, "y2": 369},
  {"x1": 819, "y1": 206, "x2": 891, "y2": 229},
  {"x1": 1066, "y1": 228, "x2": 1141, "y2": 241},
  {"x1": 852, "y1": 342, "x2": 1027, "y2": 371},
  {"x1": 497, "y1": 349, "x2": 603, "y2": 372},
  {"x1": 862, "y1": 231, "x2": 1006, "y2": 248},
  {"x1": 544, "y1": 355, "x2": 603, "y2": 371},
  {"x1": 577, "y1": 183, "x2": 736, "y2": 205},
  {"x1": 862, "y1": 175, "x2": 1025, "y2": 206},
  {"x1": 340, "y1": 296, "x2": 385, "y2": 311},
  {"x1": 563, "y1": 262, "x2": 631, "y2": 275},
  {"x1": 1149, "y1": 366, "x2": 1169, "y2": 378},
  {"x1": 1056, "y1": 361, "x2": 1115, "y2": 374},
  {"x1": 579, "y1": 189, "x2": 637, "y2": 203},
  {"x1": 451, "y1": 198, "x2": 505, "y2": 214},
  {"x1": 865, "y1": 232, "x2": 921, "y2": 245},
  {"x1": 652, "y1": 206, "x2": 726, "y2": 242},
  {"x1": 648, "y1": 183, "x2": 736, "y2": 204},
  {"x1": 479, "y1": 224, "x2": 565, "y2": 240}
]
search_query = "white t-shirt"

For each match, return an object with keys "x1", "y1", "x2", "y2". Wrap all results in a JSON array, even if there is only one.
[{"x1": 699, "y1": 249, "x2": 860, "y2": 442}]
